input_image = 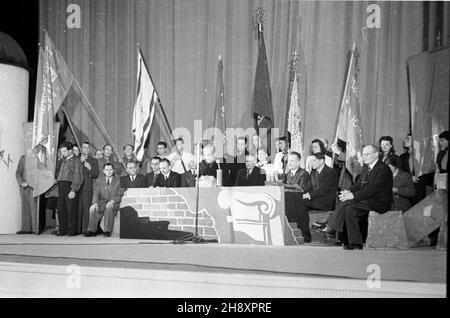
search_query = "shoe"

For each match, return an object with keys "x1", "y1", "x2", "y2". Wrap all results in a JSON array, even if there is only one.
[
  {"x1": 319, "y1": 227, "x2": 336, "y2": 238},
  {"x1": 84, "y1": 231, "x2": 96, "y2": 237},
  {"x1": 103, "y1": 232, "x2": 111, "y2": 237},
  {"x1": 312, "y1": 222, "x2": 327, "y2": 230},
  {"x1": 56, "y1": 232, "x2": 67, "y2": 236},
  {"x1": 51, "y1": 229, "x2": 58, "y2": 235},
  {"x1": 16, "y1": 231, "x2": 33, "y2": 234},
  {"x1": 343, "y1": 244, "x2": 363, "y2": 250}
]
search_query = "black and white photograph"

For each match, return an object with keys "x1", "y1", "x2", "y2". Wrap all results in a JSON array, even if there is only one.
[{"x1": 0, "y1": 0, "x2": 448, "y2": 300}]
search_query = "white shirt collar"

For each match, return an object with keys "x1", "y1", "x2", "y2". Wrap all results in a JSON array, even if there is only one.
[
  {"x1": 317, "y1": 165, "x2": 325, "y2": 174},
  {"x1": 290, "y1": 167, "x2": 299, "y2": 175},
  {"x1": 369, "y1": 160, "x2": 378, "y2": 170}
]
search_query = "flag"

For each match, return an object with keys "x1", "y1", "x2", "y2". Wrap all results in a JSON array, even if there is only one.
[
  {"x1": 287, "y1": 71, "x2": 304, "y2": 159},
  {"x1": 335, "y1": 43, "x2": 364, "y2": 180},
  {"x1": 32, "y1": 32, "x2": 74, "y2": 165},
  {"x1": 251, "y1": 26, "x2": 274, "y2": 130},
  {"x1": 212, "y1": 56, "x2": 226, "y2": 159},
  {"x1": 132, "y1": 47, "x2": 173, "y2": 162}
]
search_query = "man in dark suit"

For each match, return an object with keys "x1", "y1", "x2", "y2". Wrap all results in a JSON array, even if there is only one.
[
  {"x1": 297, "y1": 153, "x2": 338, "y2": 242},
  {"x1": 284, "y1": 152, "x2": 312, "y2": 236},
  {"x1": 327, "y1": 145, "x2": 393, "y2": 250},
  {"x1": 154, "y1": 158, "x2": 181, "y2": 187},
  {"x1": 235, "y1": 154, "x2": 266, "y2": 186},
  {"x1": 225, "y1": 136, "x2": 249, "y2": 186},
  {"x1": 120, "y1": 160, "x2": 147, "y2": 189},
  {"x1": 78, "y1": 141, "x2": 99, "y2": 234},
  {"x1": 145, "y1": 156, "x2": 161, "y2": 187},
  {"x1": 85, "y1": 163, "x2": 123, "y2": 237},
  {"x1": 181, "y1": 159, "x2": 197, "y2": 187}
]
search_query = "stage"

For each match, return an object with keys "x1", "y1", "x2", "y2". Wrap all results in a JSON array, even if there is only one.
[{"x1": 0, "y1": 233, "x2": 446, "y2": 297}]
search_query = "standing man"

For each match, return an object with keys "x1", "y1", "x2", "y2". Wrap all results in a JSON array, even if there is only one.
[
  {"x1": 154, "y1": 158, "x2": 181, "y2": 187},
  {"x1": 56, "y1": 142, "x2": 84, "y2": 236},
  {"x1": 97, "y1": 144, "x2": 122, "y2": 176},
  {"x1": 273, "y1": 136, "x2": 290, "y2": 180},
  {"x1": 235, "y1": 154, "x2": 266, "y2": 186},
  {"x1": 118, "y1": 144, "x2": 138, "y2": 177},
  {"x1": 85, "y1": 163, "x2": 123, "y2": 237},
  {"x1": 168, "y1": 137, "x2": 193, "y2": 175},
  {"x1": 15, "y1": 155, "x2": 38, "y2": 234},
  {"x1": 120, "y1": 161, "x2": 147, "y2": 189},
  {"x1": 78, "y1": 141, "x2": 99, "y2": 234}
]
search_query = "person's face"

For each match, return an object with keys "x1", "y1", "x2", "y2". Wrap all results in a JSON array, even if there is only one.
[
  {"x1": 188, "y1": 160, "x2": 197, "y2": 170},
  {"x1": 245, "y1": 156, "x2": 256, "y2": 170},
  {"x1": 257, "y1": 149, "x2": 267, "y2": 162},
  {"x1": 124, "y1": 146, "x2": 133, "y2": 157},
  {"x1": 380, "y1": 140, "x2": 392, "y2": 154},
  {"x1": 150, "y1": 159, "x2": 161, "y2": 171},
  {"x1": 57, "y1": 149, "x2": 63, "y2": 160},
  {"x1": 160, "y1": 161, "x2": 170, "y2": 174},
  {"x1": 279, "y1": 140, "x2": 286, "y2": 152},
  {"x1": 288, "y1": 154, "x2": 300, "y2": 170},
  {"x1": 236, "y1": 139, "x2": 246, "y2": 153},
  {"x1": 126, "y1": 162, "x2": 137, "y2": 176},
  {"x1": 72, "y1": 146, "x2": 80, "y2": 157},
  {"x1": 388, "y1": 163, "x2": 397, "y2": 175},
  {"x1": 104, "y1": 145, "x2": 113, "y2": 157},
  {"x1": 311, "y1": 157, "x2": 324, "y2": 170},
  {"x1": 203, "y1": 148, "x2": 215, "y2": 163},
  {"x1": 95, "y1": 150, "x2": 103, "y2": 159},
  {"x1": 156, "y1": 145, "x2": 166, "y2": 155},
  {"x1": 60, "y1": 147, "x2": 70, "y2": 158},
  {"x1": 252, "y1": 136, "x2": 261, "y2": 148},
  {"x1": 362, "y1": 147, "x2": 378, "y2": 165},
  {"x1": 311, "y1": 142, "x2": 321, "y2": 154},
  {"x1": 103, "y1": 165, "x2": 114, "y2": 178},
  {"x1": 439, "y1": 138, "x2": 448, "y2": 150},
  {"x1": 81, "y1": 143, "x2": 90, "y2": 155},
  {"x1": 403, "y1": 135, "x2": 412, "y2": 149}
]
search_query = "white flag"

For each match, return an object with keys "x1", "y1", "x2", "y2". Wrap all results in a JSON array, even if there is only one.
[{"x1": 287, "y1": 71, "x2": 304, "y2": 160}]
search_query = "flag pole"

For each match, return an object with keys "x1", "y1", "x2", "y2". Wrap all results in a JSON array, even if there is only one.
[{"x1": 61, "y1": 105, "x2": 81, "y2": 148}]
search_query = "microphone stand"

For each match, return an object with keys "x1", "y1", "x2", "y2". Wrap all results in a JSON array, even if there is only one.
[{"x1": 174, "y1": 140, "x2": 217, "y2": 244}]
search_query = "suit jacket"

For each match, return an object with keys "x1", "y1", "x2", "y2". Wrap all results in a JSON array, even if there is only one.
[
  {"x1": 199, "y1": 161, "x2": 219, "y2": 178},
  {"x1": 80, "y1": 155, "x2": 99, "y2": 192},
  {"x1": 235, "y1": 166, "x2": 266, "y2": 186},
  {"x1": 92, "y1": 176, "x2": 123, "y2": 210},
  {"x1": 350, "y1": 160, "x2": 393, "y2": 213},
  {"x1": 225, "y1": 151, "x2": 248, "y2": 185},
  {"x1": 285, "y1": 167, "x2": 312, "y2": 192},
  {"x1": 392, "y1": 170, "x2": 416, "y2": 212},
  {"x1": 120, "y1": 174, "x2": 147, "y2": 189},
  {"x1": 154, "y1": 171, "x2": 181, "y2": 188},
  {"x1": 181, "y1": 170, "x2": 196, "y2": 187},
  {"x1": 146, "y1": 171, "x2": 159, "y2": 187},
  {"x1": 308, "y1": 165, "x2": 338, "y2": 209},
  {"x1": 399, "y1": 152, "x2": 412, "y2": 174}
]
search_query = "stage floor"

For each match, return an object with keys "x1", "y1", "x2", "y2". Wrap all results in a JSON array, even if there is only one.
[{"x1": 0, "y1": 233, "x2": 446, "y2": 297}]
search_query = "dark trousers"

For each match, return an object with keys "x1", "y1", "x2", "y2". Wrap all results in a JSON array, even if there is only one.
[
  {"x1": 412, "y1": 173, "x2": 434, "y2": 205},
  {"x1": 78, "y1": 190, "x2": 93, "y2": 234},
  {"x1": 57, "y1": 181, "x2": 78, "y2": 235},
  {"x1": 334, "y1": 200, "x2": 371, "y2": 245},
  {"x1": 297, "y1": 198, "x2": 335, "y2": 241}
]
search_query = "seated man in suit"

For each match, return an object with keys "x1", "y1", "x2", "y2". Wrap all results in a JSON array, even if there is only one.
[
  {"x1": 120, "y1": 160, "x2": 147, "y2": 189},
  {"x1": 297, "y1": 153, "x2": 338, "y2": 243},
  {"x1": 85, "y1": 163, "x2": 123, "y2": 237},
  {"x1": 235, "y1": 154, "x2": 266, "y2": 186},
  {"x1": 284, "y1": 152, "x2": 312, "y2": 237},
  {"x1": 154, "y1": 158, "x2": 181, "y2": 187},
  {"x1": 181, "y1": 159, "x2": 197, "y2": 187},
  {"x1": 322, "y1": 145, "x2": 393, "y2": 250},
  {"x1": 146, "y1": 156, "x2": 161, "y2": 187},
  {"x1": 386, "y1": 156, "x2": 415, "y2": 212}
]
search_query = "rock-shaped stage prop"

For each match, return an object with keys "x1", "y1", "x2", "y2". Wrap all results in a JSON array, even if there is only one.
[
  {"x1": 366, "y1": 211, "x2": 409, "y2": 250},
  {"x1": 403, "y1": 190, "x2": 448, "y2": 246}
]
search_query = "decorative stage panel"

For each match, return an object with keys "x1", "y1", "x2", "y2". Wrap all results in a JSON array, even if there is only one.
[{"x1": 120, "y1": 186, "x2": 301, "y2": 245}]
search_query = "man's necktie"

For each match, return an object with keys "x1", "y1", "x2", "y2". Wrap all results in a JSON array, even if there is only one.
[{"x1": 106, "y1": 179, "x2": 110, "y2": 186}]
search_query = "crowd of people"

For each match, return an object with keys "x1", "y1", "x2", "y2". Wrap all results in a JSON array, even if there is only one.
[{"x1": 15, "y1": 130, "x2": 449, "y2": 250}]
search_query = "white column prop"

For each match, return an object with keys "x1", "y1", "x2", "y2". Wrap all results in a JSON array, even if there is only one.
[{"x1": 0, "y1": 63, "x2": 29, "y2": 234}]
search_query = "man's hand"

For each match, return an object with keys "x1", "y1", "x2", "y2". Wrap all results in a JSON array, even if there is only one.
[
  {"x1": 84, "y1": 161, "x2": 91, "y2": 170},
  {"x1": 89, "y1": 203, "x2": 98, "y2": 213},
  {"x1": 339, "y1": 190, "x2": 354, "y2": 202},
  {"x1": 21, "y1": 182, "x2": 28, "y2": 188},
  {"x1": 106, "y1": 200, "x2": 115, "y2": 209},
  {"x1": 393, "y1": 187, "x2": 398, "y2": 193},
  {"x1": 412, "y1": 176, "x2": 419, "y2": 183},
  {"x1": 302, "y1": 193, "x2": 311, "y2": 200},
  {"x1": 68, "y1": 191, "x2": 76, "y2": 199}
]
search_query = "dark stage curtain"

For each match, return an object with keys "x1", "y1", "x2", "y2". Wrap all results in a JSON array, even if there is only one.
[{"x1": 39, "y1": 0, "x2": 446, "y2": 155}]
